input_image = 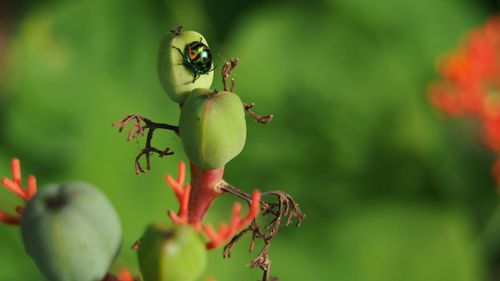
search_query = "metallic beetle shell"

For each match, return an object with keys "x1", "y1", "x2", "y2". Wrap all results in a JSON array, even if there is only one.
[
  {"x1": 157, "y1": 31, "x2": 214, "y2": 104},
  {"x1": 183, "y1": 41, "x2": 213, "y2": 75}
]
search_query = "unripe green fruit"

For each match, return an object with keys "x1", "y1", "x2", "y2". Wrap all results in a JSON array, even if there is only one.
[
  {"x1": 138, "y1": 224, "x2": 207, "y2": 281},
  {"x1": 179, "y1": 88, "x2": 247, "y2": 169},
  {"x1": 158, "y1": 30, "x2": 214, "y2": 104},
  {"x1": 21, "y1": 182, "x2": 122, "y2": 281}
]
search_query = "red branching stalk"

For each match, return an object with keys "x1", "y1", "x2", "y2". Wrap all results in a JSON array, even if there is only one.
[
  {"x1": 428, "y1": 16, "x2": 500, "y2": 190},
  {"x1": 187, "y1": 162, "x2": 224, "y2": 225},
  {"x1": 166, "y1": 162, "x2": 191, "y2": 225},
  {"x1": 165, "y1": 161, "x2": 224, "y2": 226},
  {"x1": 165, "y1": 161, "x2": 261, "y2": 249},
  {"x1": 117, "y1": 269, "x2": 134, "y2": 281},
  {"x1": 102, "y1": 269, "x2": 139, "y2": 281},
  {"x1": 0, "y1": 212, "x2": 20, "y2": 225},
  {"x1": 0, "y1": 158, "x2": 37, "y2": 225},
  {"x1": 203, "y1": 191, "x2": 260, "y2": 249}
]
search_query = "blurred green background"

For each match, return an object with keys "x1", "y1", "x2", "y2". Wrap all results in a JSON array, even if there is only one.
[{"x1": 1, "y1": 0, "x2": 500, "y2": 280}]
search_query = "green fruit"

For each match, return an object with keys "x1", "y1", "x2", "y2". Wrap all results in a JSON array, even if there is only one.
[
  {"x1": 21, "y1": 182, "x2": 122, "y2": 281},
  {"x1": 138, "y1": 224, "x2": 207, "y2": 281},
  {"x1": 179, "y1": 88, "x2": 247, "y2": 169},
  {"x1": 158, "y1": 30, "x2": 214, "y2": 104}
]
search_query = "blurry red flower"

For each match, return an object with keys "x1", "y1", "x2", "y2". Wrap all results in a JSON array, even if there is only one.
[{"x1": 429, "y1": 16, "x2": 500, "y2": 190}]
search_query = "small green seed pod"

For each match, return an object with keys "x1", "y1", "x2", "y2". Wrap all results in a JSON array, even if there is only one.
[
  {"x1": 179, "y1": 88, "x2": 247, "y2": 169},
  {"x1": 158, "y1": 30, "x2": 214, "y2": 104},
  {"x1": 21, "y1": 182, "x2": 122, "y2": 281},
  {"x1": 137, "y1": 224, "x2": 207, "y2": 281}
]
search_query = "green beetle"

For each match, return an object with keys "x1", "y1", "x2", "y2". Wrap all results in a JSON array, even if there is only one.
[
  {"x1": 173, "y1": 39, "x2": 213, "y2": 83},
  {"x1": 158, "y1": 30, "x2": 214, "y2": 104}
]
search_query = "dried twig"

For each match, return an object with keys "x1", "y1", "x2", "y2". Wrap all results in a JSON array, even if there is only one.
[
  {"x1": 113, "y1": 114, "x2": 178, "y2": 174},
  {"x1": 222, "y1": 58, "x2": 239, "y2": 92},
  {"x1": 243, "y1": 103, "x2": 274, "y2": 124},
  {"x1": 170, "y1": 25, "x2": 182, "y2": 36},
  {"x1": 220, "y1": 58, "x2": 274, "y2": 124},
  {"x1": 218, "y1": 182, "x2": 305, "y2": 281}
]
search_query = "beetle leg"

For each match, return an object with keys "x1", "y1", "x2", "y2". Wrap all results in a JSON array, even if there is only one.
[
  {"x1": 243, "y1": 103, "x2": 273, "y2": 124},
  {"x1": 192, "y1": 72, "x2": 200, "y2": 83},
  {"x1": 170, "y1": 25, "x2": 183, "y2": 36},
  {"x1": 171, "y1": 46, "x2": 184, "y2": 58},
  {"x1": 207, "y1": 64, "x2": 217, "y2": 73}
]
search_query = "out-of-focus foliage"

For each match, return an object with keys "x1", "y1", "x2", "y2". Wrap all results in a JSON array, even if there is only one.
[{"x1": 0, "y1": 0, "x2": 499, "y2": 280}]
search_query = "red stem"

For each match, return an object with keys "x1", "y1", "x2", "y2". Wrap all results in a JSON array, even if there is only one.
[{"x1": 187, "y1": 162, "x2": 224, "y2": 224}]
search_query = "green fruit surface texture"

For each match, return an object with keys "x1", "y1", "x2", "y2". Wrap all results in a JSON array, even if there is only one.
[
  {"x1": 21, "y1": 182, "x2": 122, "y2": 281},
  {"x1": 157, "y1": 30, "x2": 214, "y2": 104},
  {"x1": 179, "y1": 88, "x2": 247, "y2": 169},
  {"x1": 138, "y1": 224, "x2": 207, "y2": 281}
]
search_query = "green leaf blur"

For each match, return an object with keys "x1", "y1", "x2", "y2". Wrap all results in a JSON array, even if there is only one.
[{"x1": 0, "y1": 0, "x2": 498, "y2": 280}]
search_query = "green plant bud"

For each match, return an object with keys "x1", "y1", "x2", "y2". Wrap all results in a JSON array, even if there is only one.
[
  {"x1": 137, "y1": 224, "x2": 207, "y2": 281},
  {"x1": 21, "y1": 182, "x2": 122, "y2": 281},
  {"x1": 158, "y1": 30, "x2": 214, "y2": 104},
  {"x1": 179, "y1": 88, "x2": 247, "y2": 169}
]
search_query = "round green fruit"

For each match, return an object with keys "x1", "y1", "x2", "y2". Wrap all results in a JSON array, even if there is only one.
[
  {"x1": 137, "y1": 224, "x2": 207, "y2": 281},
  {"x1": 21, "y1": 182, "x2": 122, "y2": 281},
  {"x1": 179, "y1": 88, "x2": 247, "y2": 169},
  {"x1": 158, "y1": 30, "x2": 214, "y2": 104}
]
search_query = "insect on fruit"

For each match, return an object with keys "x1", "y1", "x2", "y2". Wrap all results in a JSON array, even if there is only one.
[
  {"x1": 173, "y1": 38, "x2": 214, "y2": 83},
  {"x1": 157, "y1": 27, "x2": 214, "y2": 103}
]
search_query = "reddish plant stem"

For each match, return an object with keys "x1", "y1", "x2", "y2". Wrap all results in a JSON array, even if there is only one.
[{"x1": 187, "y1": 162, "x2": 224, "y2": 224}]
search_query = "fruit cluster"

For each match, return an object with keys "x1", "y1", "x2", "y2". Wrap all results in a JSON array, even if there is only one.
[
  {"x1": 158, "y1": 28, "x2": 247, "y2": 170},
  {"x1": 114, "y1": 27, "x2": 304, "y2": 281},
  {"x1": 0, "y1": 27, "x2": 304, "y2": 281}
]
